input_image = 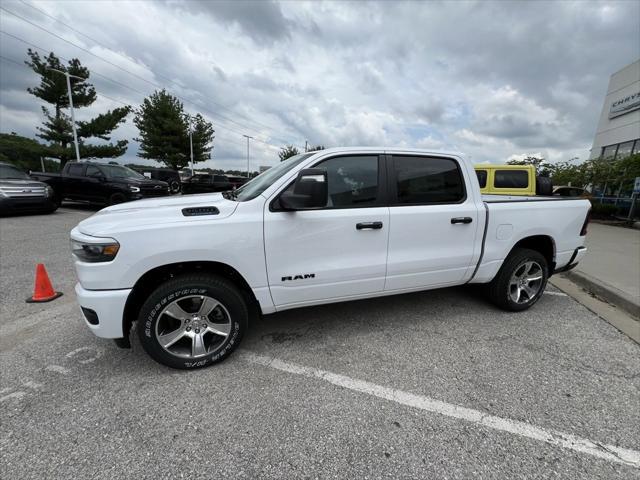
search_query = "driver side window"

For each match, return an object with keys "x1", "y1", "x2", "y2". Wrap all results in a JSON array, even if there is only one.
[{"x1": 281, "y1": 155, "x2": 380, "y2": 209}]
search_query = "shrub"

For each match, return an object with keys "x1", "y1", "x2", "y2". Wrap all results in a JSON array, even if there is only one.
[{"x1": 589, "y1": 202, "x2": 618, "y2": 218}]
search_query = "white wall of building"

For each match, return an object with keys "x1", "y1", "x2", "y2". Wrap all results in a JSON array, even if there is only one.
[{"x1": 590, "y1": 60, "x2": 640, "y2": 159}]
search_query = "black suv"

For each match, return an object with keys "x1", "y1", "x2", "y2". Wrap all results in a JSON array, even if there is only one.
[
  {"x1": 32, "y1": 162, "x2": 170, "y2": 206},
  {"x1": 182, "y1": 173, "x2": 233, "y2": 194}
]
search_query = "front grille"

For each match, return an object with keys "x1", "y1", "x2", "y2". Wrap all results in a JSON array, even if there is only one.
[
  {"x1": 0, "y1": 186, "x2": 46, "y2": 198},
  {"x1": 140, "y1": 186, "x2": 169, "y2": 197}
]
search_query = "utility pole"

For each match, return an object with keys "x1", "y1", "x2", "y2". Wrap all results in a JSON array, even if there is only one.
[
  {"x1": 305, "y1": 140, "x2": 308, "y2": 153},
  {"x1": 188, "y1": 116, "x2": 195, "y2": 176},
  {"x1": 47, "y1": 67, "x2": 83, "y2": 163},
  {"x1": 243, "y1": 135, "x2": 253, "y2": 178}
]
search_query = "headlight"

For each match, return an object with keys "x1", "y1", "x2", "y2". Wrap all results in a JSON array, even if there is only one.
[
  {"x1": 45, "y1": 185, "x2": 54, "y2": 198},
  {"x1": 129, "y1": 186, "x2": 140, "y2": 193},
  {"x1": 71, "y1": 239, "x2": 120, "y2": 263}
]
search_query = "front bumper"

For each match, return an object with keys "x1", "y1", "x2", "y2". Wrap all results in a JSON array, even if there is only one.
[
  {"x1": 0, "y1": 196, "x2": 56, "y2": 215},
  {"x1": 75, "y1": 283, "x2": 131, "y2": 338}
]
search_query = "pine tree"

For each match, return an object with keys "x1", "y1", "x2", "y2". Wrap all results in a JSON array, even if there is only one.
[
  {"x1": 25, "y1": 49, "x2": 131, "y2": 167},
  {"x1": 134, "y1": 90, "x2": 215, "y2": 170}
]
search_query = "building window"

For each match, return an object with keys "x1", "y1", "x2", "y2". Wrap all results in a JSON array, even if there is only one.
[
  {"x1": 601, "y1": 144, "x2": 618, "y2": 160},
  {"x1": 600, "y1": 139, "x2": 640, "y2": 160},
  {"x1": 616, "y1": 141, "x2": 634, "y2": 159}
]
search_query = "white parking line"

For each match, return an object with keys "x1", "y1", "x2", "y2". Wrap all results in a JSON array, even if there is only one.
[
  {"x1": 241, "y1": 352, "x2": 640, "y2": 469},
  {"x1": 545, "y1": 290, "x2": 568, "y2": 297}
]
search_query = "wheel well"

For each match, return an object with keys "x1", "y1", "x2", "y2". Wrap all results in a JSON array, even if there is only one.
[
  {"x1": 511, "y1": 235, "x2": 555, "y2": 270},
  {"x1": 122, "y1": 261, "x2": 258, "y2": 341}
]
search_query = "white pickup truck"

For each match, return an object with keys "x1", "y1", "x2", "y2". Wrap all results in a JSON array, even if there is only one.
[{"x1": 70, "y1": 148, "x2": 590, "y2": 369}]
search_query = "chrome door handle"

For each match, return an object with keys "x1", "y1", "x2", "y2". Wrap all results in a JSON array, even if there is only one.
[
  {"x1": 356, "y1": 221, "x2": 383, "y2": 230},
  {"x1": 451, "y1": 217, "x2": 473, "y2": 224}
]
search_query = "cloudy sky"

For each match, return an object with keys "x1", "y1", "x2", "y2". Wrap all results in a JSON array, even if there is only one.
[{"x1": 0, "y1": 0, "x2": 638, "y2": 170}]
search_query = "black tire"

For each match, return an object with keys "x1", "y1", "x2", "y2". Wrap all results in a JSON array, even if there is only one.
[
  {"x1": 53, "y1": 194, "x2": 62, "y2": 208},
  {"x1": 109, "y1": 193, "x2": 127, "y2": 205},
  {"x1": 169, "y1": 180, "x2": 181, "y2": 194},
  {"x1": 487, "y1": 248, "x2": 549, "y2": 311},
  {"x1": 136, "y1": 274, "x2": 248, "y2": 369},
  {"x1": 535, "y1": 176, "x2": 553, "y2": 196}
]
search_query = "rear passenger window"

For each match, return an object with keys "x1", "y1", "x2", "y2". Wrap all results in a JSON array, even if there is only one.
[
  {"x1": 475, "y1": 170, "x2": 487, "y2": 188},
  {"x1": 495, "y1": 170, "x2": 528, "y2": 188},
  {"x1": 67, "y1": 163, "x2": 84, "y2": 176},
  {"x1": 393, "y1": 156, "x2": 464, "y2": 204}
]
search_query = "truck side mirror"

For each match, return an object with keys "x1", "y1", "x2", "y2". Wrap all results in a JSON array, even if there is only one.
[{"x1": 279, "y1": 168, "x2": 328, "y2": 210}]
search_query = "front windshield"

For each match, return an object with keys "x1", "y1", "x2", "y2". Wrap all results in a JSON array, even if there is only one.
[
  {"x1": 234, "y1": 153, "x2": 314, "y2": 201},
  {"x1": 100, "y1": 164, "x2": 145, "y2": 180},
  {"x1": 0, "y1": 164, "x2": 30, "y2": 180}
]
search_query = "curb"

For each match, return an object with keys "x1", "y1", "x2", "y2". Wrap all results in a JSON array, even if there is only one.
[
  {"x1": 550, "y1": 276, "x2": 640, "y2": 344},
  {"x1": 561, "y1": 270, "x2": 639, "y2": 319}
]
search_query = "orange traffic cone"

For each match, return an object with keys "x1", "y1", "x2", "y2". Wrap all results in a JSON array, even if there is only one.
[{"x1": 26, "y1": 263, "x2": 63, "y2": 303}]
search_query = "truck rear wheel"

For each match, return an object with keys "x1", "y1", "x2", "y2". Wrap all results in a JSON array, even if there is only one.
[
  {"x1": 136, "y1": 274, "x2": 248, "y2": 369},
  {"x1": 487, "y1": 248, "x2": 548, "y2": 311}
]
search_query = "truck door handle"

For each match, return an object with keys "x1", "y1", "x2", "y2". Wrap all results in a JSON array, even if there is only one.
[
  {"x1": 451, "y1": 217, "x2": 473, "y2": 224},
  {"x1": 356, "y1": 222, "x2": 383, "y2": 230}
]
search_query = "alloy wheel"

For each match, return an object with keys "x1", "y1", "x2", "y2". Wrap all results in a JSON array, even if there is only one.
[{"x1": 155, "y1": 295, "x2": 231, "y2": 358}]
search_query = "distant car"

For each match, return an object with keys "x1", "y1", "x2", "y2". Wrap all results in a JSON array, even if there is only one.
[
  {"x1": 135, "y1": 167, "x2": 182, "y2": 194},
  {"x1": 182, "y1": 174, "x2": 233, "y2": 194},
  {"x1": 226, "y1": 175, "x2": 250, "y2": 189},
  {"x1": 553, "y1": 186, "x2": 590, "y2": 198},
  {"x1": 32, "y1": 162, "x2": 170, "y2": 206},
  {"x1": 0, "y1": 162, "x2": 58, "y2": 215}
]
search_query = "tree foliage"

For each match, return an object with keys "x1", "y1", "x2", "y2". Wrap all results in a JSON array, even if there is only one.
[
  {"x1": 307, "y1": 145, "x2": 325, "y2": 152},
  {"x1": 134, "y1": 90, "x2": 215, "y2": 170},
  {"x1": 25, "y1": 49, "x2": 131, "y2": 167},
  {"x1": 279, "y1": 144, "x2": 300, "y2": 161},
  {"x1": 0, "y1": 132, "x2": 59, "y2": 172},
  {"x1": 546, "y1": 153, "x2": 640, "y2": 195}
]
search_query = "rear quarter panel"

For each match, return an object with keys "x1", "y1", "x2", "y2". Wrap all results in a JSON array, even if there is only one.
[{"x1": 471, "y1": 198, "x2": 590, "y2": 283}]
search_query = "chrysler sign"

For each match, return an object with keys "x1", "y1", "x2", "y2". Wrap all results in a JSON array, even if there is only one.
[{"x1": 609, "y1": 91, "x2": 640, "y2": 119}]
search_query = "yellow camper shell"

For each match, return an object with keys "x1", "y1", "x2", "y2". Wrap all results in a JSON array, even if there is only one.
[{"x1": 474, "y1": 164, "x2": 536, "y2": 196}]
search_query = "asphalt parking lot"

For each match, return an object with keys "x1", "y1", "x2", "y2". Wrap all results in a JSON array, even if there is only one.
[{"x1": 1, "y1": 207, "x2": 639, "y2": 479}]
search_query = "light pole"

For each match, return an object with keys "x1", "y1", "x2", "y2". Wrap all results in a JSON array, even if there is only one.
[
  {"x1": 243, "y1": 135, "x2": 253, "y2": 178},
  {"x1": 47, "y1": 67, "x2": 83, "y2": 163},
  {"x1": 188, "y1": 116, "x2": 195, "y2": 176}
]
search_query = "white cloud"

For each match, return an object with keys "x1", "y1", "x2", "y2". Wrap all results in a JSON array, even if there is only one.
[{"x1": 0, "y1": 0, "x2": 638, "y2": 170}]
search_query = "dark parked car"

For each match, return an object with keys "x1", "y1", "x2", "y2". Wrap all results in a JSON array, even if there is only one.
[
  {"x1": 0, "y1": 162, "x2": 58, "y2": 215},
  {"x1": 227, "y1": 175, "x2": 250, "y2": 189},
  {"x1": 553, "y1": 186, "x2": 591, "y2": 198},
  {"x1": 134, "y1": 167, "x2": 182, "y2": 194},
  {"x1": 181, "y1": 173, "x2": 233, "y2": 194},
  {"x1": 32, "y1": 162, "x2": 170, "y2": 206}
]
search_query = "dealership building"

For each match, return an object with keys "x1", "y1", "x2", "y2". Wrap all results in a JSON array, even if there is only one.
[{"x1": 590, "y1": 59, "x2": 640, "y2": 159}]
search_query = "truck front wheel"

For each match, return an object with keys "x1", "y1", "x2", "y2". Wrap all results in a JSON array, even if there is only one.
[
  {"x1": 136, "y1": 274, "x2": 248, "y2": 369},
  {"x1": 487, "y1": 248, "x2": 548, "y2": 311}
]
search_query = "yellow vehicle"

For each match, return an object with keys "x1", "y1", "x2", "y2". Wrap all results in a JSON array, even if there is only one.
[{"x1": 473, "y1": 164, "x2": 551, "y2": 196}]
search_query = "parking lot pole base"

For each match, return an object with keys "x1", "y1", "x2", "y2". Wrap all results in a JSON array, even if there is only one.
[{"x1": 26, "y1": 291, "x2": 63, "y2": 303}]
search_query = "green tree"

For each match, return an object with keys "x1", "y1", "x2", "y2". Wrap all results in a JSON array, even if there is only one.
[
  {"x1": 25, "y1": 49, "x2": 131, "y2": 167},
  {"x1": 307, "y1": 145, "x2": 325, "y2": 152},
  {"x1": 0, "y1": 132, "x2": 59, "y2": 172},
  {"x1": 507, "y1": 155, "x2": 551, "y2": 176},
  {"x1": 134, "y1": 90, "x2": 215, "y2": 170},
  {"x1": 279, "y1": 144, "x2": 299, "y2": 161}
]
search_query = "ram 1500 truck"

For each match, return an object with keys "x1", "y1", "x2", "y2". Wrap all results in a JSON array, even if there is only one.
[
  {"x1": 70, "y1": 148, "x2": 590, "y2": 369},
  {"x1": 33, "y1": 161, "x2": 170, "y2": 206}
]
